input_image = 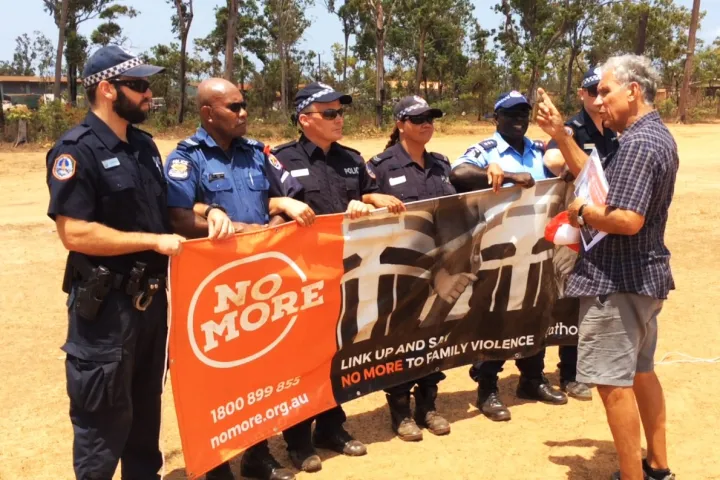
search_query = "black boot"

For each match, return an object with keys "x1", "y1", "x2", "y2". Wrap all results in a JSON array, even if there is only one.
[
  {"x1": 205, "y1": 461, "x2": 235, "y2": 480},
  {"x1": 240, "y1": 446, "x2": 295, "y2": 480},
  {"x1": 477, "y1": 377, "x2": 511, "y2": 422},
  {"x1": 386, "y1": 392, "x2": 423, "y2": 441},
  {"x1": 412, "y1": 385, "x2": 450, "y2": 436},
  {"x1": 516, "y1": 375, "x2": 568, "y2": 405},
  {"x1": 313, "y1": 425, "x2": 367, "y2": 456}
]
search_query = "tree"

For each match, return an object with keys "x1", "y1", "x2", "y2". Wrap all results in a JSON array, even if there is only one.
[
  {"x1": 261, "y1": 0, "x2": 312, "y2": 116},
  {"x1": 325, "y1": 0, "x2": 361, "y2": 85},
  {"x1": 225, "y1": 0, "x2": 238, "y2": 80},
  {"x1": 54, "y1": 0, "x2": 69, "y2": 99},
  {"x1": 90, "y1": 4, "x2": 138, "y2": 46},
  {"x1": 11, "y1": 34, "x2": 37, "y2": 76},
  {"x1": 170, "y1": 0, "x2": 194, "y2": 124},
  {"x1": 363, "y1": 0, "x2": 399, "y2": 126},
  {"x1": 678, "y1": 0, "x2": 701, "y2": 123}
]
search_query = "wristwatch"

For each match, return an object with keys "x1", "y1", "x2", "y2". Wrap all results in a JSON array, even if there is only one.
[
  {"x1": 577, "y1": 204, "x2": 587, "y2": 227},
  {"x1": 204, "y1": 203, "x2": 227, "y2": 218}
]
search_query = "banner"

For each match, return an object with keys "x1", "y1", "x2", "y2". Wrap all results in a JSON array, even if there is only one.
[{"x1": 168, "y1": 180, "x2": 575, "y2": 478}]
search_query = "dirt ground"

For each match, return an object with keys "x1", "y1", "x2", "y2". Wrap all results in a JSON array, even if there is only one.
[{"x1": 1, "y1": 124, "x2": 719, "y2": 480}]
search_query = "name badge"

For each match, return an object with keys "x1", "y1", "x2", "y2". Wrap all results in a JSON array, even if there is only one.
[
  {"x1": 291, "y1": 168, "x2": 310, "y2": 177},
  {"x1": 389, "y1": 175, "x2": 407, "y2": 186},
  {"x1": 583, "y1": 143, "x2": 596, "y2": 151},
  {"x1": 102, "y1": 157, "x2": 120, "y2": 169}
]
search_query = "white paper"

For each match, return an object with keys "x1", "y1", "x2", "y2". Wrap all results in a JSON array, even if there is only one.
[{"x1": 573, "y1": 148, "x2": 610, "y2": 251}]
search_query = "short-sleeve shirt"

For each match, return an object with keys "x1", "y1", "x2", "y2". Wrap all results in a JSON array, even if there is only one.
[
  {"x1": 547, "y1": 108, "x2": 619, "y2": 161},
  {"x1": 46, "y1": 111, "x2": 170, "y2": 276},
  {"x1": 165, "y1": 127, "x2": 302, "y2": 224},
  {"x1": 566, "y1": 111, "x2": 678, "y2": 299},
  {"x1": 271, "y1": 135, "x2": 378, "y2": 215},
  {"x1": 453, "y1": 131, "x2": 554, "y2": 182}
]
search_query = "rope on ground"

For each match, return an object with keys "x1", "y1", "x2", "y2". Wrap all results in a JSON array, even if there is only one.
[{"x1": 656, "y1": 352, "x2": 720, "y2": 365}]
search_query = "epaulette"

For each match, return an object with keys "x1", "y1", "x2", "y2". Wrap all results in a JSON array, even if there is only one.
[
  {"x1": 571, "y1": 119, "x2": 583, "y2": 128},
  {"x1": 176, "y1": 136, "x2": 201, "y2": 150},
  {"x1": 270, "y1": 141, "x2": 297, "y2": 154},
  {"x1": 242, "y1": 137, "x2": 265, "y2": 151},
  {"x1": 532, "y1": 140, "x2": 546, "y2": 153},
  {"x1": 478, "y1": 139, "x2": 497, "y2": 151},
  {"x1": 336, "y1": 143, "x2": 362, "y2": 156},
  {"x1": 370, "y1": 150, "x2": 394, "y2": 165},
  {"x1": 430, "y1": 152, "x2": 450, "y2": 164},
  {"x1": 59, "y1": 124, "x2": 91, "y2": 144}
]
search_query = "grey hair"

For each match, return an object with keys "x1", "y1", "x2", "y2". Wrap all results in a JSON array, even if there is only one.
[{"x1": 600, "y1": 54, "x2": 662, "y2": 104}]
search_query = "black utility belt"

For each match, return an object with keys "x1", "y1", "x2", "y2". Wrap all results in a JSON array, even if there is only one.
[{"x1": 71, "y1": 257, "x2": 166, "y2": 321}]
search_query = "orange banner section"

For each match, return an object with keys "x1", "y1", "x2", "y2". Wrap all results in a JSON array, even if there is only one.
[{"x1": 169, "y1": 216, "x2": 345, "y2": 478}]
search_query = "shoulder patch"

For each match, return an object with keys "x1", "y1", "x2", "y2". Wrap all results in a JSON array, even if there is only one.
[
  {"x1": 430, "y1": 152, "x2": 450, "y2": 164},
  {"x1": 52, "y1": 154, "x2": 77, "y2": 181},
  {"x1": 533, "y1": 140, "x2": 546, "y2": 153},
  {"x1": 270, "y1": 141, "x2": 297, "y2": 154},
  {"x1": 365, "y1": 162, "x2": 376, "y2": 179},
  {"x1": 267, "y1": 153, "x2": 284, "y2": 170},
  {"x1": 167, "y1": 157, "x2": 191, "y2": 180},
  {"x1": 59, "y1": 125, "x2": 91, "y2": 144},
  {"x1": 564, "y1": 126, "x2": 575, "y2": 138}
]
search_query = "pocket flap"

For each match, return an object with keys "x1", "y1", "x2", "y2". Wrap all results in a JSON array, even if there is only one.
[
  {"x1": 202, "y1": 174, "x2": 233, "y2": 192},
  {"x1": 62, "y1": 342, "x2": 122, "y2": 362},
  {"x1": 248, "y1": 173, "x2": 270, "y2": 191},
  {"x1": 104, "y1": 174, "x2": 135, "y2": 192}
]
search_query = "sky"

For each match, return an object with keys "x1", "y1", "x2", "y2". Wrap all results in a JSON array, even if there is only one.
[{"x1": 1, "y1": 0, "x2": 719, "y2": 70}]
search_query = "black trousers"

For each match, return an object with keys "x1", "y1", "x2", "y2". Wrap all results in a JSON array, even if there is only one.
[
  {"x1": 384, "y1": 372, "x2": 446, "y2": 396},
  {"x1": 282, "y1": 406, "x2": 348, "y2": 451},
  {"x1": 558, "y1": 345, "x2": 578, "y2": 383},
  {"x1": 470, "y1": 349, "x2": 547, "y2": 383},
  {"x1": 64, "y1": 289, "x2": 168, "y2": 480}
]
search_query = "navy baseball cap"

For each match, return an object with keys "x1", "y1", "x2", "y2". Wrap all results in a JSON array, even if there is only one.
[
  {"x1": 494, "y1": 91, "x2": 532, "y2": 111},
  {"x1": 393, "y1": 95, "x2": 443, "y2": 120},
  {"x1": 82, "y1": 45, "x2": 164, "y2": 89},
  {"x1": 582, "y1": 67, "x2": 602, "y2": 89},
  {"x1": 294, "y1": 82, "x2": 352, "y2": 114}
]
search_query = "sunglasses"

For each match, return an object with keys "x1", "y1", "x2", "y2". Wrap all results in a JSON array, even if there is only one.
[
  {"x1": 585, "y1": 85, "x2": 599, "y2": 98},
  {"x1": 226, "y1": 101, "x2": 248, "y2": 113},
  {"x1": 404, "y1": 114, "x2": 435, "y2": 125},
  {"x1": 110, "y1": 79, "x2": 151, "y2": 94},
  {"x1": 304, "y1": 108, "x2": 344, "y2": 120}
]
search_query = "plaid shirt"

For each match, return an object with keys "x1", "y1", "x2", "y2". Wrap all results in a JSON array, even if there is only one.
[{"x1": 566, "y1": 111, "x2": 678, "y2": 299}]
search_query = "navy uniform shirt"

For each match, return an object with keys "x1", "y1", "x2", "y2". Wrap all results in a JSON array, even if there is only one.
[
  {"x1": 271, "y1": 135, "x2": 378, "y2": 215},
  {"x1": 165, "y1": 127, "x2": 303, "y2": 224},
  {"x1": 368, "y1": 142, "x2": 456, "y2": 201},
  {"x1": 46, "y1": 112, "x2": 170, "y2": 277},
  {"x1": 547, "y1": 108, "x2": 619, "y2": 162}
]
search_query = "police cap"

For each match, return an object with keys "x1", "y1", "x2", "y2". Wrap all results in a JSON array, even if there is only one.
[
  {"x1": 393, "y1": 95, "x2": 443, "y2": 120},
  {"x1": 82, "y1": 45, "x2": 165, "y2": 89},
  {"x1": 582, "y1": 67, "x2": 602, "y2": 89},
  {"x1": 494, "y1": 90, "x2": 532, "y2": 112},
  {"x1": 294, "y1": 82, "x2": 352, "y2": 114}
]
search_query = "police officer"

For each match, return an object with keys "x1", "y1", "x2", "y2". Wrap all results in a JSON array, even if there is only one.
[
  {"x1": 450, "y1": 90, "x2": 568, "y2": 422},
  {"x1": 368, "y1": 95, "x2": 467, "y2": 442},
  {"x1": 46, "y1": 45, "x2": 184, "y2": 480},
  {"x1": 542, "y1": 67, "x2": 619, "y2": 402},
  {"x1": 164, "y1": 78, "x2": 307, "y2": 480},
  {"x1": 271, "y1": 82, "x2": 405, "y2": 473}
]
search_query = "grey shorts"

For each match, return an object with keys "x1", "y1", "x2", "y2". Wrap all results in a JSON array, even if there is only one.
[{"x1": 576, "y1": 293, "x2": 664, "y2": 387}]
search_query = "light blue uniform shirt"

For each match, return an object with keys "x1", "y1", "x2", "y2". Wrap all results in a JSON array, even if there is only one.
[{"x1": 453, "y1": 131, "x2": 554, "y2": 183}]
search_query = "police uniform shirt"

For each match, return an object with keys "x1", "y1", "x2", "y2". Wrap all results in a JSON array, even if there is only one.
[
  {"x1": 454, "y1": 131, "x2": 554, "y2": 182},
  {"x1": 46, "y1": 111, "x2": 170, "y2": 275},
  {"x1": 165, "y1": 127, "x2": 303, "y2": 225},
  {"x1": 546, "y1": 108, "x2": 618, "y2": 162},
  {"x1": 271, "y1": 135, "x2": 378, "y2": 215},
  {"x1": 368, "y1": 143, "x2": 456, "y2": 202}
]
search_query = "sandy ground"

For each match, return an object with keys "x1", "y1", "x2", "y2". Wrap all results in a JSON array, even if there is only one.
[{"x1": 0, "y1": 124, "x2": 719, "y2": 480}]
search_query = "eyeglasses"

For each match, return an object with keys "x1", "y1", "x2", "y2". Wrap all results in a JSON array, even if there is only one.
[
  {"x1": 405, "y1": 114, "x2": 435, "y2": 125},
  {"x1": 226, "y1": 101, "x2": 248, "y2": 113},
  {"x1": 304, "y1": 108, "x2": 344, "y2": 120},
  {"x1": 585, "y1": 85, "x2": 599, "y2": 98},
  {"x1": 110, "y1": 79, "x2": 151, "y2": 94}
]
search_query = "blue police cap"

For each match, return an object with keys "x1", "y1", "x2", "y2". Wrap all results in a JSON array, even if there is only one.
[
  {"x1": 393, "y1": 95, "x2": 443, "y2": 120},
  {"x1": 494, "y1": 91, "x2": 532, "y2": 111},
  {"x1": 582, "y1": 67, "x2": 602, "y2": 89},
  {"x1": 82, "y1": 45, "x2": 164, "y2": 89},
  {"x1": 294, "y1": 82, "x2": 352, "y2": 114}
]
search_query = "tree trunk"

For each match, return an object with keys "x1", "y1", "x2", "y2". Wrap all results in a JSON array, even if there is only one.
[
  {"x1": 69, "y1": 64, "x2": 77, "y2": 105},
  {"x1": 679, "y1": 0, "x2": 701, "y2": 123},
  {"x1": 343, "y1": 29, "x2": 350, "y2": 85},
  {"x1": 239, "y1": 47, "x2": 246, "y2": 93},
  {"x1": 527, "y1": 66, "x2": 540, "y2": 105},
  {"x1": 375, "y1": 2, "x2": 384, "y2": 127},
  {"x1": 280, "y1": 47, "x2": 288, "y2": 116},
  {"x1": 225, "y1": 0, "x2": 237, "y2": 81},
  {"x1": 423, "y1": 72, "x2": 429, "y2": 99},
  {"x1": 414, "y1": 28, "x2": 427, "y2": 94},
  {"x1": 54, "y1": 0, "x2": 69, "y2": 101},
  {"x1": 635, "y1": 9, "x2": 649, "y2": 55},
  {"x1": 564, "y1": 46, "x2": 579, "y2": 109},
  {"x1": 179, "y1": 32, "x2": 188, "y2": 124}
]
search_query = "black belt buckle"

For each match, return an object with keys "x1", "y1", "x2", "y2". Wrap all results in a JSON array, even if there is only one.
[{"x1": 133, "y1": 277, "x2": 160, "y2": 311}]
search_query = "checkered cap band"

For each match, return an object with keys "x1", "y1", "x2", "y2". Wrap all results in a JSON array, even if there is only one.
[
  {"x1": 582, "y1": 74, "x2": 601, "y2": 88},
  {"x1": 494, "y1": 93, "x2": 513, "y2": 111},
  {"x1": 296, "y1": 88, "x2": 335, "y2": 114},
  {"x1": 396, "y1": 103, "x2": 427, "y2": 119},
  {"x1": 82, "y1": 57, "x2": 143, "y2": 88}
]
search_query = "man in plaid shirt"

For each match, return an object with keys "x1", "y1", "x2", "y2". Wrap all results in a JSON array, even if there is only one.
[{"x1": 536, "y1": 55, "x2": 677, "y2": 480}]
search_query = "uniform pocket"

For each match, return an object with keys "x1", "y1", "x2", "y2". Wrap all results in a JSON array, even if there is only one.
[
  {"x1": 247, "y1": 172, "x2": 269, "y2": 191},
  {"x1": 345, "y1": 177, "x2": 360, "y2": 201},
  {"x1": 62, "y1": 343, "x2": 123, "y2": 412}
]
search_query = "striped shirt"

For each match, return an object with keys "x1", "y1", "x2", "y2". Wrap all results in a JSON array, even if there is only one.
[{"x1": 566, "y1": 110, "x2": 678, "y2": 300}]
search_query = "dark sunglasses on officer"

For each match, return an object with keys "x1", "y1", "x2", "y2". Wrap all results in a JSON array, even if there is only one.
[
  {"x1": 110, "y1": 78, "x2": 152, "y2": 94},
  {"x1": 303, "y1": 107, "x2": 344, "y2": 120},
  {"x1": 402, "y1": 114, "x2": 435, "y2": 125},
  {"x1": 584, "y1": 85, "x2": 599, "y2": 98}
]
